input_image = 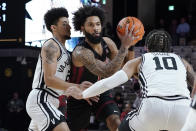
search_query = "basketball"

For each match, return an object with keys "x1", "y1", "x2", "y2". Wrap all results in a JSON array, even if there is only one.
[{"x1": 117, "y1": 16, "x2": 145, "y2": 45}]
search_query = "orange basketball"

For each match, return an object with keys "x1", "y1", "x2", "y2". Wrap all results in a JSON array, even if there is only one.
[{"x1": 117, "y1": 16, "x2": 145, "y2": 45}]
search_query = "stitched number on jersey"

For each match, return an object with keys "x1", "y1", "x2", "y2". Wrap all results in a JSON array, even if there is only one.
[{"x1": 153, "y1": 57, "x2": 177, "y2": 70}]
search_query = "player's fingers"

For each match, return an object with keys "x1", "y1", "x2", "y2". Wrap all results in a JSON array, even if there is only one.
[
  {"x1": 76, "y1": 93, "x2": 83, "y2": 99},
  {"x1": 72, "y1": 93, "x2": 82, "y2": 100},
  {"x1": 130, "y1": 24, "x2": 135, "y2": 34},
  {"x1": 81, "y1": 84, "x2": 91, "y2": 88},
  {"x1": 90, "y1": 96, "x2": 99, "y2": 102},
  {"x1": 84, "y1": 98, "x2": 91, "y2": 104},
  {"x1": 82, "y1": 81, "x2": 93, "y2": 86},
  {"x1": 80, "y1": 82, "x2": 92, "y2": 89},
  {"x1": 134, "y1": 36, "x2": 140, "y2": 40},
  {"x1": 116, "y1": 31, "x2": 122, "y2": 39},
  {"x1": 64, "y1": 88, "x2": 71, "y2": 94},
  {"x1": 125, "y1": 24, "x2": 129, "y2": 35},
  {"x1": 134, "y1": 29, "x2": 140, "y2": 35},
  {"x1": 85, "y1": 99, "x2": 92, "y2": 105}
]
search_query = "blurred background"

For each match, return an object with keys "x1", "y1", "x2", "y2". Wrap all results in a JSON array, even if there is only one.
[{"x1": 0, "y1": 0, "x2": 196, "y2": 130}]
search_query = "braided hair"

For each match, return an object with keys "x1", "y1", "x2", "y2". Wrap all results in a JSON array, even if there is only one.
[{"x1": 145, "y1": 30, "x2": 172, "y2": 52}]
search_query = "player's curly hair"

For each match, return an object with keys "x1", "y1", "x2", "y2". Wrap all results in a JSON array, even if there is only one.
[
  {"x1": 44, "y1": 7, "x2": 69, "y2": 32},
  {"x1": 145, "y1": 30, "x2": 172, "y2": 52},
  {"x1": 72, "y1": 5, "x2": 105, "y2": 31}
]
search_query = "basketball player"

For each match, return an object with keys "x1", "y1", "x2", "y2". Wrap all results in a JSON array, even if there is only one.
[
  {"x1": 82, "y1": 30, "x2": 194, "y2": 131},
  {"x1": 66, "y1": 5, "x2": 137, "y2": 131},
  {"x1": 26, "y1": 7, "x2": 91, "y2": 131}
]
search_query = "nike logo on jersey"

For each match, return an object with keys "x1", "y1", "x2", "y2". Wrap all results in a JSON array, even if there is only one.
[{"x1": 51, "y1": 118, "x2": 55, "y2": 125}]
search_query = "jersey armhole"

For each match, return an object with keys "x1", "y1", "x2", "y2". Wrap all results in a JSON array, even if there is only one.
[
  {"x1": 177, "y1": 55, "x2": 187, "y2": 70},
  {"x1": 50, "y1": 38, "x2": 62, "y2": 61}
]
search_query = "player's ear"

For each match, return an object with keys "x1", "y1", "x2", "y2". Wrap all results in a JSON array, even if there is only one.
[{"x1": 51, "y1": 25, "x2": 56, "y2": 32}]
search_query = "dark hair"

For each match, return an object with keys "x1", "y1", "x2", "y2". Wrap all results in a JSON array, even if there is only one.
[
  {"x1": 44, "y1": 7, "x2": 69, "y2": 32},
  {"x1": 72, "y1": 5, "x2": 105, "y2": 31},
  {"x1": 145, "y1": 30, "x2": 172, "y2": 52}
]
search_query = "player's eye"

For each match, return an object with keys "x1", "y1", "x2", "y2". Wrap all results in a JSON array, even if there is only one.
[{"x1": 96, "y1": 23, "x2": 101, "y2": 26}]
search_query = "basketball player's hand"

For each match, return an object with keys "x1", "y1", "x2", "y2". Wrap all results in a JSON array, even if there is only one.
[
  {"x1": 79, "y1": 81, "x2": 99, "y2": 105},
  {"x1": 65, "y1": 86, "x2": 83, "y2": 99},
  {"x1": 79, "y1": 81, "x2": 93, "y2": 90},
  {"x1": 84, "y1": 96, "x2": 100, "y2": 106},
  {"x1": 117, "y1": 24, "x2": 139, "y2": 48}
]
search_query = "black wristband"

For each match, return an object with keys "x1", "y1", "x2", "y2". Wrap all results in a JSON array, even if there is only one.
[{"x1": 128, "y1": 46, "x2": 135, "y2": 51}]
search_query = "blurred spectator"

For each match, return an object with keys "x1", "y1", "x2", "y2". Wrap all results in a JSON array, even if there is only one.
[
  {"x1": 131, "y1": 78, "x2": 142, "y2": 109},
  {"x1": 0, "y1": 128, "x2": 8, "y2": 131},
  {"x1": 132, "y1": 93, "x2": 142, "y2": 109},
  {"x1": 114, "y1": 92, "x2": 124, "y2": 113},
  {"x1": 169, "y1": 19, "x2": 178, "y2": 45},
  {"x1": 98, "y1": 121, "x2": 107, "y2": 131},
  {"x1": 102, "y1": 22, "x2": 114, "y2": 39},
  {"x1": 187, "y1": 13, "x2": 194, "y2": 27},
  {"x1": 120, "y1": 103, "x2": 131, "y2": 121},
  {"x1": 5, "y1": 92, "x2": 24, "y2": 131},
  {"x1": 176, "y1": 17, "x2": 190, "y2": 45},
  {"x1": 7, "y1": 92, "x2": 24, "y2": 113},
  {"x1": 156, "y1": 18, "x2": 167, "y2": 30}
]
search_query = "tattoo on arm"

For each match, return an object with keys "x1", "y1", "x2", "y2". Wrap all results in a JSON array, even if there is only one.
[
  {"x1": 101, "y1": 46, "x2": 128, "y2": 76},
  {"x1": 43, "y1": 42, "x2": 58, "y2": 64},
  {"x1": 74, "y1": 46, "x2": 128, "y2": 78}
]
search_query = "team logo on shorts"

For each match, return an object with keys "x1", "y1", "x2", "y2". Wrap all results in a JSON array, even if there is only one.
[{"x1": 51, "y1": 118, "x2": 55, "y2": 125}]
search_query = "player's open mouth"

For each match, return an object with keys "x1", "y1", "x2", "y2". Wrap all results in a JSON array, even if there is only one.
[{"x1": 94, "y1": 33, "x2": 100, "y2": 36}]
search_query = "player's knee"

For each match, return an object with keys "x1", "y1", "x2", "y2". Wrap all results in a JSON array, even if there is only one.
[{"x1": 106, "y1": 114, "x2": 121, "y2": 130}]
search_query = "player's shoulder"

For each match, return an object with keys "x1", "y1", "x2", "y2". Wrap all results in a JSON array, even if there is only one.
[
  {"x1": 103, "y1": 37, "x2": 112, "y2": 42},
  {"x1": 102, "y1": 37, "x2": 118, "y2": 54},
  {"x1": 103, "y1": 37, "x2": 116, "y2": 46},
  {"x1": 42, "y1": 39, "x2": 59, "y2": 49},
  {"x1": 41, "y1": 38, "x2": 60, "y2": 55}
]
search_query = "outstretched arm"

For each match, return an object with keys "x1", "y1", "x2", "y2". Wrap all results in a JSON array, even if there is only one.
[
  {"x1": 82, "y1": 57, "x2": 141, "y2": 98},
  {"x1": 72, "y1": 24, "x2": 138, "y2": 78}
]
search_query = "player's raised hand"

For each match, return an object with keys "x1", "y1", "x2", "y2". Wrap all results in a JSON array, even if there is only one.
[
  {"x1": 117, "y1": 24, "x2": 139, "y2": 49},
  {"x1": 79, "y1": 81, "x2": 93, "y2": 90},
  {"x1": 79, "y1": 81, "x2": 99, "y2": 105}
]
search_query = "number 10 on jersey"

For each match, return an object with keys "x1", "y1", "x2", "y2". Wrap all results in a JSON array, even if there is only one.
[{"x1": 153, "y1": 57, "x2": 177, "y2": 70}]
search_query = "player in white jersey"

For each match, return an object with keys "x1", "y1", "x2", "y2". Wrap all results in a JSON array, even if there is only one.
[
  {"x1": 26, "y1": 8, "x2": 92, "y2": 131},
  {"x1": 79, "y1": 30, "x2": 195, "y2": 131}
]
